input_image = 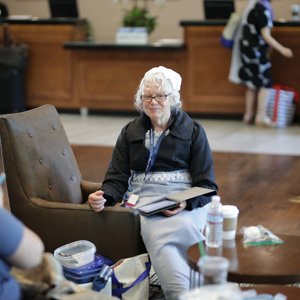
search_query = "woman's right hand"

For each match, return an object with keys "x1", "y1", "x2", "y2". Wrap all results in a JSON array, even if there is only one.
[
  {"x1": 281, "y1": 47, "x2": 293, "y2": 58},
  {"x1": 88, "y1": 190, "x2": 107, "y2": 212},
  {"x1": 261, "y1": 28, "x2": 293, "y2": 59}
]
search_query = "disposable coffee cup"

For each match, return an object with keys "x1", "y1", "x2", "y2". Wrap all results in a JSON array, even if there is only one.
[
  {"x1": 222, "y1": 205, "x2": 239, "y2": 240},
  {"x1": 198, "y1": 256, "x2": 229, "y2": 285}
]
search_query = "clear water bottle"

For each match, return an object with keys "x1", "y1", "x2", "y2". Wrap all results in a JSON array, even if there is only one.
[{"x1": 205, "y1": 195, "x2": 223, "y2": 248}]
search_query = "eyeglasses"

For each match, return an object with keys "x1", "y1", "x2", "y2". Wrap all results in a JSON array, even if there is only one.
[{"x1": 141, "y1": 93, "x2": 171, "y2": 104}]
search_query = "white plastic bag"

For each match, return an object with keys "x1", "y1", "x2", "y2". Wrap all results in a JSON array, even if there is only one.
[{"x1": 111, "y1": 253, "x2": 151, "y2": 300}]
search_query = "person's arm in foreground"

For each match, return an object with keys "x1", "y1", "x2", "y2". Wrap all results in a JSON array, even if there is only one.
[
  {"x1": 7, "y1": 225, "x2": 44, "y2": 269},
  {"x1": 0, "y1": 184, "x2": 44, "y2": 269}
]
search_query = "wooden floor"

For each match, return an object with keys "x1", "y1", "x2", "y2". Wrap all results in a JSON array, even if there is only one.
[
  {"x1": 2, "y1": 144, "x2": 299, "y2": 237},
  {"x1": 72, "y1": 144, "x2": 300, "y2": 237}
]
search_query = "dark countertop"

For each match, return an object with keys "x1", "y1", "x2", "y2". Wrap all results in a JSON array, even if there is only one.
[
  {"x1": 180, "y1": 19, "x2": 300, "y2": 27},
  {"x1": 0, "y1": 17, "x2": 87, "y2": 25},
  {"x1": 64, "y1": 40, "x2": 185, "y2": 51}
]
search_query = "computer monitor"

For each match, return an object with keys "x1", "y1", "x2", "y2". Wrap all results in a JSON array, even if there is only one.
[
  {"x1": 0, "y1": 2, "x2": 9, "y2": 18},
  {"x1": 49, "y1": 0, "x2": 79, "y2": 18},
  {"x1": 204, "y1": 0, "x2": 235, "y2": 20}
]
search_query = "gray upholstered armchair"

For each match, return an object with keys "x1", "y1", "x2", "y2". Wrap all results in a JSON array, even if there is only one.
[{"x1": 0, "y1": 104, "x2": 145, "y2": 262}]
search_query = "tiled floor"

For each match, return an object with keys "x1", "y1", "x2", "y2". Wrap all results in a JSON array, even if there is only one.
[{"x1": 60, "y1": 113, "x2": 300, "y2": 156}]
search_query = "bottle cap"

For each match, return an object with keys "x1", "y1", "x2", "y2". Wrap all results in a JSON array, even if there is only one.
[{"x1": 212, "y1": 195, "x2": 221, "y2": 202}]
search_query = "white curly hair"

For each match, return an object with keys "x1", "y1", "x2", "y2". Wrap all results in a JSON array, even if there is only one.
[{"x1": 134, "y1": 66, "x2": 182, "y2": 112}]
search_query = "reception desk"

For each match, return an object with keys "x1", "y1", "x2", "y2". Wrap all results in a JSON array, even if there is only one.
[
  {"x1": 0, "y1": 18, "x2": 88, "y2": 109},
  {"x1": 65, "y1": 20, "x2": 300, "y2": 117},
  {"x1": 1, "y1": 19, "x2": 299, "y2": 117},
  {"x1": 64, "y1": 42, "x2": 185, "y2": 111},
  {"x1": 180, "y1": 20, "x2": 300, "y2": 116}
]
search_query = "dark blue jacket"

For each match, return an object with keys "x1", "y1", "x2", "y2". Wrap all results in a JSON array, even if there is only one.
[{"x1": 101, "y1": 110, "x2": 218, "y2": 209}]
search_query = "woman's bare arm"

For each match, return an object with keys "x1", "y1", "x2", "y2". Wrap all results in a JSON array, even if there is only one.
[
  {"x1": 7, "y1": 227, "x2": 44, "y2": 269},
  {"x1": 261, "y1": 27, "x2": 293, "y2": 58}
]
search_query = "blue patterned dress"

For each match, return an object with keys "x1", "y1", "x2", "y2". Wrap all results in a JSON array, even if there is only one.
[{"x1": 238, "y1": 1, "x2": 273, "y2": 89}]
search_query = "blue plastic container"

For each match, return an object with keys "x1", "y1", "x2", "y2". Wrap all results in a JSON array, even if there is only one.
[{"x1": 63, "y1": 254, "x2": 114, "y2": 284}]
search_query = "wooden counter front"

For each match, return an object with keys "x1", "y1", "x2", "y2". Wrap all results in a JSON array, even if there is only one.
[
  {"x1": 272, "y1": 25, "x2": 300, "y2": 107},
  {"x1": 1, "y1": 19, "x2": 299, "y2": 116},
  {"x1": 181, "y1": 20, "x2": 300, "y2": 116},
  {"x1": 66, "y1": 43, "x2": 185, "y2": 111},
  {"x1": 183, "y1": 24, "x2": 245, "y2": 115},
  {"x1": 0, "y1": 19, "x2": 88, "y2": 109},
  {"x1": 65, "y1": 21, "x2": 299, "y2": 116}
]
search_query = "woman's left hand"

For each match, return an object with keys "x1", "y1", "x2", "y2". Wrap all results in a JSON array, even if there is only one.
[{"x1": 162, "y1": 201, "x2": 187, "y2": 217}]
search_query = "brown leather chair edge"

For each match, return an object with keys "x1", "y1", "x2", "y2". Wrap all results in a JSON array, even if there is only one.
[{"x1": 0, "y1": 104, "x2": 146, "y2": 262}]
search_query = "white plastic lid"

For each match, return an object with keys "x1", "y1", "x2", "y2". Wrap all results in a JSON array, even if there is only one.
[
  {"x1": 210, "y1": 195, "x2": 222, "y2": 210},
  {"x1": 212, "y1": 195, "x2": 221, "y2": 202},
  {"x1": 54, "y1": 240, "x2": 96, "y2": 269},
  {"x1": 222, "y1": 205, "x2": 239, "y2": 217}
]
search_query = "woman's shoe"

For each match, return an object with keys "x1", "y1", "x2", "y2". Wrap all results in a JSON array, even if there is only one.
[
  {"x1": 243, "y1": 114, "x2": 255, "y2": 125},
  {"x1": 255, "y1": 116, "x2": 275, "y2": 127}
]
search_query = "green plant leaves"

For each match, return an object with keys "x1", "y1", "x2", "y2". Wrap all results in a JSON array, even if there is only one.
[{"x1": 122, "y1": 6, "x2": 157, "y2": 34}]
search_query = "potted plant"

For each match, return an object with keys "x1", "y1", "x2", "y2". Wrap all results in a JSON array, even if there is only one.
[
  {"x1": 122, "y1": 5, "x2": 157, "y2": 34},
  {"x1": 114, "y1": 0, "x2": 166, "y2": 43}
]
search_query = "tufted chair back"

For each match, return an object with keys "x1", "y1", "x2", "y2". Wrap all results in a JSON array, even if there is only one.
[
  {"x1": 0, "y1": 104, "x2": 146, "y2": 261},
  {"x1": 1, "y1": 104, "x2": 83, "y2": 209}
]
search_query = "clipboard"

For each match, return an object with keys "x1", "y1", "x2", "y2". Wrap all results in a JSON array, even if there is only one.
[{"x1": 137, "y1": 187, "x2": 215, "y2": 216}]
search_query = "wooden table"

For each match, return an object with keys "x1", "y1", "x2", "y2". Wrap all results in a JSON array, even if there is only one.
[
  {"x1": 243, "y1": 285, "x2": 300, "y2": 300},
  {"x1": 187, "y1": 235, "x2": 300, "y2": 285},
  {"x1": 184, "y1": 285, "x2": 300, "y2": 299}
]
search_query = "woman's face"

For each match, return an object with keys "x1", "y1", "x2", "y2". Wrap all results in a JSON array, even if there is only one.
[{"x1": 142, "y1": 81, "x2": 172, "y2": 125}]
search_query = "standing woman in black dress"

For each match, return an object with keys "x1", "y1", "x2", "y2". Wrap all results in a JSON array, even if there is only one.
[{"x1": 229, "y1": 0, "x2": 293, "y2": 126}]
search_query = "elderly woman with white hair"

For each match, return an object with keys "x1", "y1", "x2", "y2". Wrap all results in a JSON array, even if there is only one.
[{"x1": 88, "y1": 66, "x2": 218, "y2": 299}]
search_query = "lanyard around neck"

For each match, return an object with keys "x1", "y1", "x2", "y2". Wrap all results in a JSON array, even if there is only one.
[{"x1": 144, "y1": 127, "x2": 168, "y2": 180}]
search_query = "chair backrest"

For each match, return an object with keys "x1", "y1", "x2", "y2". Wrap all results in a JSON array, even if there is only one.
[{"x1": 0, "y1": 104, "x2": 83, "y2": 217}]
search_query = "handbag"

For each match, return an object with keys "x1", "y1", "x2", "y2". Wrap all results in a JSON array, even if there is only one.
[
  {"x1": 266, "y1": 85, "x2": 299, "y2": 128},
  {"x1": 111, "y1": 253, "x2": 151, "y2": 300}
]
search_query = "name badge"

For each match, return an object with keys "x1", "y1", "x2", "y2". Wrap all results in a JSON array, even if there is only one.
[{"x1": 126, "y1": 194, "x2": 139, "y2": 207}]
